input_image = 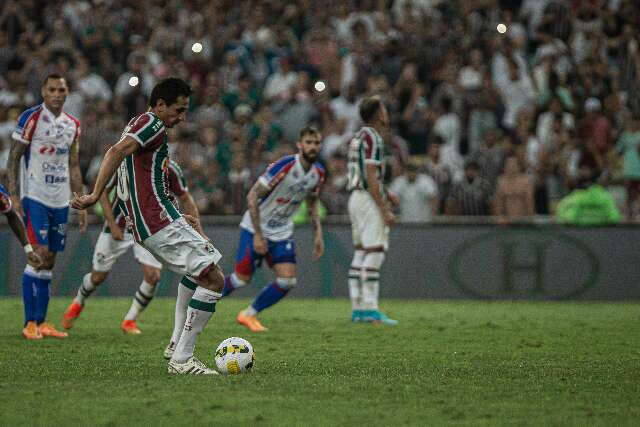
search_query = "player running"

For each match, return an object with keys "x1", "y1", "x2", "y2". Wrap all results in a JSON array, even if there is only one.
[
  {"x1": 7, "y1": 74, "x2": 86, "y2": 340},
  {"x1": 72, "y1": 78, "x2": 224, "y2": 375},
  {"x1": 220, "y1": 126, "x2": 325, "y2": 332},
  {"x1": 62, "y1": 159, "x2": 202, "y2": 336},
  {"x1": 0, "y1": 183, "x2": 43, "y2": 269},
  {"x1": 346, "y1": 96, "x2": 398, "y2": 325}
]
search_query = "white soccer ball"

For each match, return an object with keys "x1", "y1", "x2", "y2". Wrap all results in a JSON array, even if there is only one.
[{"x1": 214, "y1": 337, "x2": 255, "y2": 375}]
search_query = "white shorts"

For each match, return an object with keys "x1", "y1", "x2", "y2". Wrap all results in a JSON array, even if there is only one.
[
  {"x1": 142, "y1": 217, "x2": 222, "y2": 278},
  {"x1": 348, "y1": 190, "x2": 389, "y2": 250},
  {"x1": 92, "y1": 231, "x2": 162, "y2": 272}
]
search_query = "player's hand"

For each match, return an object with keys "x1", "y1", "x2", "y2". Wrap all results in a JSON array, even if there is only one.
[
  {"x1": 183, "y1": 214, "x2": 198, "y2": 229},
  {"x1": 383, "y1": 209, "x2": 396, "y2": 227},
  {"x1": 71, "y1": 192, "x2": 98, "y2": 210},
  {"x1": 387, "y1": 191, "x2": 400, "y2": 207},
  {"x1": 313, "y1": 234, "x2": 324, "y2": 260},
  {"x1": 253, "y1": 233, "x2": 268, "y2": 255},
  {"x1": 10, "y1": 195, "x2": 23, "y2": 217},
  {"x1": 78, "y1": 210, "x2": 88, "y2": 233},
  {"x1": 27, "y1": 251, "x2": 43, "y2": 270},
  {"x1": 111, "y1": 225, "x2": 125, "y2": 241}
]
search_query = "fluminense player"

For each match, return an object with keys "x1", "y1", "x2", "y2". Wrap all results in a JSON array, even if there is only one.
[
  {"x1": 7, "y1": 74, "x2": 87, "y2": 340},
  {"x1": 221, "y1": 126, "x2": 325, "y2": 332},
  {"x1": 72, "y1": 78, "x2": 225, "y2": 375},
  {"x1": 346, "y1": 96, "x2": 398, "y2": 325},
  {"x1": 0, "y1": 183, "x2": 43, "y2": 269},
  {"x1": 62, "y1": 159, "x2": 202, "y2": 338}
]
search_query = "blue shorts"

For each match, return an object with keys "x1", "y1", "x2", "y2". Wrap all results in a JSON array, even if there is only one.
[
  {"x1": 234, "y1": 228, "x2": 296, "y2": 276},
  {"x1": 23, "y1": 198, "x2": 69, "y2": 252}
]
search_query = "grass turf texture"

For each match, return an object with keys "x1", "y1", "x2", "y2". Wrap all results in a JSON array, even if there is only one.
[{"x1": 0, "y1": 298, "x2": 639, "y2": 426}]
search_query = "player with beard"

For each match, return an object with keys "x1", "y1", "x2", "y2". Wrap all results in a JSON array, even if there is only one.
[{"x1": 218, "y1": 126, "x2": 325, "y2": 332}]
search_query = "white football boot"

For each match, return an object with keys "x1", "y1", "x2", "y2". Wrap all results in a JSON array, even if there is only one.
[{"x1": 168, "y1": 357, "x2": 219, "y2": 375}]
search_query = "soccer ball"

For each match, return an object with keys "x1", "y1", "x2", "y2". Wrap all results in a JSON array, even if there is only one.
[{"x1": 214, "y1": 337, "x2": 255, "y2": 375}]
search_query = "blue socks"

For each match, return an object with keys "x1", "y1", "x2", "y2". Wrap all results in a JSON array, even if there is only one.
[
  {"x1": 251, "y1": 281, "x2": 290, "y2": 313},
  {"x1": 22, "y1": 266, "x2": 52, "y2": 325}
]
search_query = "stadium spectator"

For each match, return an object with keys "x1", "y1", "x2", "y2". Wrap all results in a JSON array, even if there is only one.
[
  {"x1": 390, "y1": 161, "x2": 438, "y2": 223},
  {"x1": 493, "y1": 155, "x2": 535, "y2": 220},
  {"x1": 445, "y1": 160, "x2": 492, "y2": 216}
]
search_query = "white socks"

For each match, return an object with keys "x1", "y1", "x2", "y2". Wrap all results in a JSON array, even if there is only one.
[
  {"x1": 169, "y1": 276, "x2": 197, "y2": 345},
  {"x1": 348, "y1": 250, "x2": 366, "y2": 311},
  {"x1": 361, "y1": 252, "x2": 385, "y2": 311},
  {"x1": 75, "y1": 273, "x2": 97, "y2": 306},
  {"x1": 172, "y1": 286, "x2": 221, "y2": 363},
  {"x1": 124, "y1": 280, "x2": 156, "y2": 321}
]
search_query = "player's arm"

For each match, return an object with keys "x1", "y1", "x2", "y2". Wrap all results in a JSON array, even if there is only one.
[
  {"x1": 365, "y1": 164, "x2": 395, "y2": 226},
  {"x1": 99, "y1": 190, "x2": 124, "y2": 240},
  {"x1": 71, "y1": 136, "x2": 139, "y2": 210},
  {"x1": 4, "y1": 210, "x2": 43, "y2": 268},
  {"x1": 178, "y1": 191, "x2": 206, "y2": 237},
  {"x1": 306, "y1": 192, "x2": 324, "y2": 260},
  {"x1": 7, "y1": 140, "x2": 27, "y2": 216},
  {"x1": 69, "y1": 135, "x2": 87, "y2": 232},
  {"x1": 247, "y1": 180, "x2": 271, "y2": 254}
]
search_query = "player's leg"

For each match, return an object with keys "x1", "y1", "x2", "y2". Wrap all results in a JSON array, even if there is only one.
[
  {"x1": 62, "y1": 231, "x2": 132, "y2": 329},
  {"x1": 164, "y1": 275, "x2": 198, "y2": 360},
  {"x1": 121, "y1": 244, "x2": 162, "y2": 334},
  {"x1": 142, "y1": 217, "x2": 222, "y2": 374},
  {"x1": 238, "y1": 238, "x2": 296, "y2": 332},
  {"x1": 347, "y1": 192, "x2": 366, "y2": 322},
  {"x1": 348, "y1": 246, "x2": 366, "y2": 322},
  {"x1": 359, "y1": 196, "x2": 397, "y2": 325},
  {"x1": 36, "y1": 204, "x2": 70, "y2": 337},
  {"x1": 222, "y1": 229, "x2": 255, "y2": 297}
]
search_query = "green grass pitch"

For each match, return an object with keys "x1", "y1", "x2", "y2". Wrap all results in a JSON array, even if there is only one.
[{"x1": 1, "y1": 297, "x2": 639, "y2": 426}]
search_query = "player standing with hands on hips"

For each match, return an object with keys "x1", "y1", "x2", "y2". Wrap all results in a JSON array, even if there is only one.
[
  {"x1": 346, "y1": 96, "x2": 398, "y2": 325},
  {"x1": 7, "y1": 74, "x2": 86, "y2": 340}
]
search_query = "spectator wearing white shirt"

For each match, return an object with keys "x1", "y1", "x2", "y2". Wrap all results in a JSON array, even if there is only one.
[
  {"x1": 390, "y1": 161, "x2": 439, "y2": 223},
  {"x1": 263, "y1": 57, "x2": 298, "y2": 101},
  {"x1": 433, "y1": 96, "x2": 461, "y2": 155},
  {"x1": 496, "y1": 57, "x2": 536, "y2": 129}
]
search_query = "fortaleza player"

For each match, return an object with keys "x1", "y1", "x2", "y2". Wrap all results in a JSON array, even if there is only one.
[
  {"x1": 62, "y1": 159, "x2": 203, "y2": 339},
  {"x1": 0, "y1": 183, "x2": 43, "y2": 268},
  {"x1": 346, "y1": 96, "x2": 398, "y2": 325},
  {"x1": 72, "y1": 78, "x2": 224, "y2": 375},
  {"x1": 220, "y1": 126, "x2": 325, "y2": 332},
  {"x1": 7, "y1": 74, "x2": 87, "y2": 340}
]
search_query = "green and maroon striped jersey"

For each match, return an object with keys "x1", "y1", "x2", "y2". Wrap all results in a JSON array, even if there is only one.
[
  {"x1": 115, "y1": 112, "x2": 181, "y2": 242},
  {"x1": 104, "y1": 159, "x2": 188, "y2": 235},
  {"x1": 346, "y1": 126, "x2": 385, "y2": 191}
]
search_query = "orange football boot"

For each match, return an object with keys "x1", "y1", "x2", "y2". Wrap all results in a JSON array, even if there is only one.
[
  {"x1": 236, "y1": 311, "x2": 268, "y2": 332},
  {"x1": 121, "y1": 319, "x2": 142, "y2": 335},
  {"x1": 39, "y1": 322, "x2": 68, "y2": 338},
  {"x1": 22, "y1": 321, "x2": 42, "y2": 340},
  {"x1": 62, "y1": 301, "x2": 83, "y2": 330}
]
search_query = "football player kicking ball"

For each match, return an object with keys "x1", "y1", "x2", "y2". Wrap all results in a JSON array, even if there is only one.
[
  {"x1": 220, "y1": 126, "x2": 325, "y2": 332},
  {"x1": 346, "y1": 96, "x2": 398, "y2": 325},
  {"x1": 72, "y1": 78, "x2": 224, "y2": 375},
  {"x1": 0, "y1": 183, "x2": 43, "y2": 269},
  {"x1": 62, "y1": 159, "x2": 202, "y2": 337}
]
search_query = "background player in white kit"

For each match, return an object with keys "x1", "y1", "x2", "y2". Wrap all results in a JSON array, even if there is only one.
[
  {"x1": 7, "y1": 74, "x2": 87, "y2": 340},
  {"x1": 220, "y1": 126, "x2": 325, "y2": 332},
  {"x1": 346, "y1": 96, "x2": 398, "y2": 325},
  {"x1": 62, "y1": 160, "x2": 203, "y2": 339}
]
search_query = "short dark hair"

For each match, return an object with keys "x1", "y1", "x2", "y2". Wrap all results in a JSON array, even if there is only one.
[
  {"x1": 359, "y1": 96, "x2": 383, "y2": 123},
  {"x1": 149, "y1": 78, "x2": 192, "y2": 108},
  {"x1": 42, "y1": 73, "x2": 65, "y2": 87},
  {"x1": 299, "y1": 126, "x2": 321, "y2": 139}
]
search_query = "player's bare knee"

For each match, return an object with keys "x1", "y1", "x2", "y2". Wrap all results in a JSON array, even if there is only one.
[
  {"x1": 276, "y1": 277, "x2": 297, "y2": 290},
  {"x1": 143, "y1": 266, "x2": 161, "y2": 285},
  {"x1": 199, "y1": 264, "x2": 224, "y2": 293},
  {"x1": 91, "y1": 271, "x2": 109, "y2": 285}
]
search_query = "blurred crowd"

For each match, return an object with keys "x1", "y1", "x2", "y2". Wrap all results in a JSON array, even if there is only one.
[{"x1": 1, "y1": 0, "x2": 639, "y2": 222}]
